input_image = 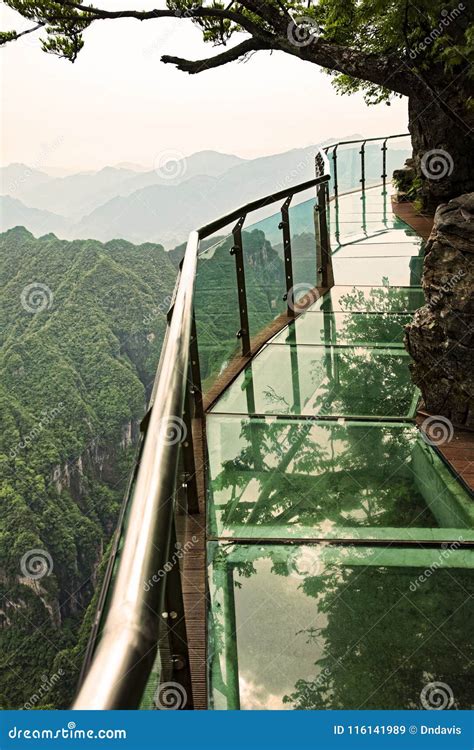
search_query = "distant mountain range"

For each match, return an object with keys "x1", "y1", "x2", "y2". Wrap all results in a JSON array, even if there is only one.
[{"x1": 0, "y1": 139, "x2": 410, "y2": 248}]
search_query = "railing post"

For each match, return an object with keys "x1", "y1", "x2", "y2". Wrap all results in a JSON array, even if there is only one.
[
  {"x1": 231, "y1": 216, "x2": 251, "y2": 357},
  {"x1": 381, "y1": 138, "x2": 388, "y2": 194},
  {"x1": 359, "y1": 140, "x2": 366, "y2": 193},
  {"x1": 160, "y1": 517, "x2": 194, "y2": 709},
  {"x1": 181, "y1": 374, "x2": 199, "y2": 515},
  {"x1": 332, "y1": 145, "x2": 339, "y2": 198},
  {"x1": 189, "y1": 312, "x2": 204, "y2": 419},
  {"x1": 280, "y1": 196, "x2": 295, "y2": 317},
  {"x1": 317, "y1": 181, "x2": 333, "y2": 290}
]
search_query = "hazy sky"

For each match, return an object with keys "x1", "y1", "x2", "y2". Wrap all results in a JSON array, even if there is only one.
[{"x1": 1, "y1": 1, "x2": 409, "y2": 171}]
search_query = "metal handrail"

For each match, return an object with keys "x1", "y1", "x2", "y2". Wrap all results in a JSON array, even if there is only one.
[
  {"x1": 73, "y1": 159, "x2": 331, "y2": 709},
  {"x1": 74, "y1": 231, "x2": 199, "y2": 709}
]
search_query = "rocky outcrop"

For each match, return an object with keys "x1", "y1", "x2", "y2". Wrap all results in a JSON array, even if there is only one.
[{"x1": 405, "y1": 194, "x2": 474, "y2": 427}]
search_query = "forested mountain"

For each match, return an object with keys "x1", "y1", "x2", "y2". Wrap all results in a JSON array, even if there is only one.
[{"x1": 0, "y1": 227, "x2": 177, "y2": 708}]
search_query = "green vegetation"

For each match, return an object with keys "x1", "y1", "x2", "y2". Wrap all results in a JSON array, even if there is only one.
[{"x1": 0, "y1": 227, "x2": 176, "y2": 708}]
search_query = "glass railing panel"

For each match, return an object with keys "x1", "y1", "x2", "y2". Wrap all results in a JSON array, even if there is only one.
[
  {"x1": 332, "y1": 255, "x2": 422, "y2": 286},
  {"x1": 270, "y1": 311, "x2": 411, "y2": 347},
  {"x1": 241, "y1": 211, "x2": 287, "y2": 342},
  {"x1": 206, "y1": 417, "x2": 474, "y2": 540},
  {"x1": 210, "y1": 344, "x2": 418, "y2": 419},
  {"x1": 307, "y1": 285, "x2": 425, "y2": 313},
  {"x1": 208, "y1": 543, "x2": 474, "y2": 709},
  {"x1": 387, "y1": 136, "x2": 412, "y2": 179},
  {"x1": 288, "y1": 192, "x2": 318, "y2": 300},
  {"x1": 335, "y1": 143, "x2": 362, "y2": 194},
  {"x1": 363, "y1": 140, "x2": 384, "y2": 188},
  {"x1": 194, "y1": 231, "x2": 241, "y2": 394}
]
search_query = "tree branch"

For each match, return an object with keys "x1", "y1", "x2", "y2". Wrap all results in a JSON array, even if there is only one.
[
  {"x1": 162, "y1": 38, "x2": 271, "y2": 74},
  {"x1": 0, "y1": 23, "x2": 44, "y2": 44}
]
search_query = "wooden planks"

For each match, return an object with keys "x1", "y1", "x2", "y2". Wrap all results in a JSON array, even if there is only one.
[
  {"x1": 417, "y1": 413, "x2": 474, "y2": 493},
  {"x1": 391, "y1": 199, "x2": 434, "y2": 241}
]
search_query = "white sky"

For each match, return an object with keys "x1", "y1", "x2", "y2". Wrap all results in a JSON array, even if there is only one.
[{"x1": 1, "y1": 1, "x2": 409, "y2": 171}]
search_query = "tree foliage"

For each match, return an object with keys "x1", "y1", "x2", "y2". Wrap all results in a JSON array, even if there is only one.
[{"x1": 1, "y1": 1, "x2": 472, "y2": 108}]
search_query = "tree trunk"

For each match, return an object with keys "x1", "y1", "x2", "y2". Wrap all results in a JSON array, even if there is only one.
[{"x1": 408, "y1": 91, "x2": 474, "y2": 212}]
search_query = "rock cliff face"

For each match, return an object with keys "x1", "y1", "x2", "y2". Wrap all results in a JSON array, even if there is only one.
[{"x1": 405, "y1": 194, "x2": 474, "y2": 427}]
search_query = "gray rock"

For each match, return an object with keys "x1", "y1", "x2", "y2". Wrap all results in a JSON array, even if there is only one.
[{"x1": 405, "y1": 193, "x2": 474, "y2": 427}]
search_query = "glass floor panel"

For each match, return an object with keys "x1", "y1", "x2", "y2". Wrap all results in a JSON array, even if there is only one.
[
  {"x1": 270, "y1": 311, "x2": 410, "y2": 347},
  {"x1": 332, "y1": 256, "x2": 422, "y2": 286},
  {"x1": 210, "y1": 344, "x2": 418, "y2": 419},
  {"x1": 308, "y1": 285, "x2": 425, "y2": 313},
  {"x1": 208, "y1": 543, "x2": 474, "y2": 709},
  {"x1": 207, "y1": 417, "x2": 474, "y2": 540}
]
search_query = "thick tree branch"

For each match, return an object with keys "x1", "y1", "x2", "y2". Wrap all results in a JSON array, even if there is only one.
[
  {"x1": 162, "y1": 38, "x2": 271, "y2": 74},
  {"x1": 51, "y1": 1, "x2": 267, "y2": 39}
]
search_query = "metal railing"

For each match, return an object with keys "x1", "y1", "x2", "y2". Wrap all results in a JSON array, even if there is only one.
[
  {"x1": 73, "y1": 151, "x2": 333, "y2": 710},
  {"x1": 73, "y1": 135, "x2": 414, "y2": 709},
  {"x1": 324, "y1": 133, "x2": 410, "y2": 197}
]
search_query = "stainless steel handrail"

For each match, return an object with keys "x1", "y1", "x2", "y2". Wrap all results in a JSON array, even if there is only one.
[{"x1": 74, "y1": 231, "x2": 199, "y2": 709}]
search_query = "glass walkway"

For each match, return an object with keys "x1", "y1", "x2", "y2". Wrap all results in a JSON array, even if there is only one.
[
  {"x1": 74, "y1": 139, "x2": 473, "y2": 712},
  {"x1": 206, "y1": 187, "x2": 473, "y2": 710}
]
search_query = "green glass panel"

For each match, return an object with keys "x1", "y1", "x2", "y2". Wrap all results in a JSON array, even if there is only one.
[
  {"x1": 194, "y1": 233, "x2": 241, "y2": 392},
  {"x1": 270, "y1": 311, "x2": 411, "y2": 347},
  {"x1": 211, "y1": 344, "x2": 418, "y2": 418},
  {"x1": 207, "y1": 417, "x2": 474, "y2": 540},
  {"x1": 241, "y1": 212, "x2": 287, "y2": 341},
  {"x1": 208, "y1": 543, "x2": 474, "y2": 709},
  {"x1": 308, "y1": 285, "x2": 424, "y2": 313},
  {"x1": 288, "y1": 196, "x2": 318, "y2": 301}
]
